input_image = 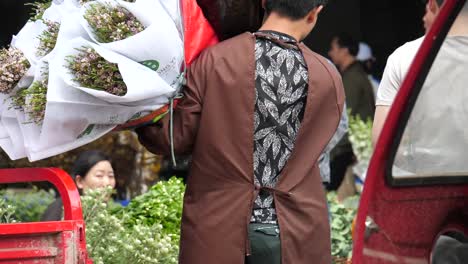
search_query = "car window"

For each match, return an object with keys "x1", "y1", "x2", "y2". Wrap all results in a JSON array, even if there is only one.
[{"x1": 392, "y1": 3, "x2": 468, "y2": 181}]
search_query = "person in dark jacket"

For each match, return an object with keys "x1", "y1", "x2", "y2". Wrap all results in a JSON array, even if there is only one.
[
  {"x1": 328, "y1": 33, "x2": 375, "y2": 120},
  {"x1": 41, "y1": 150, "x2": 116, "y2": 221},
  {"x1": 325, "y1": 33, "x2": 375, "y2": 191}
]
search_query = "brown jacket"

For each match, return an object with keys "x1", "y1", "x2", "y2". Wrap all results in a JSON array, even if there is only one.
[{"x1": 137, "y1": 32, "x2": 345, "y2": 264}]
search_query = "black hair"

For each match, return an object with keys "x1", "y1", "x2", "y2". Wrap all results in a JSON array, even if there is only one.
[
  {"x1": 334, "y1": 33, "x2": 359, "y2": 57},
  {"x1": 264, "y1": 0, "x2": 328, "y2": 20},
  {"x1": 435, "y1": 0, "x2": 444, "y2": 7},
  {"x1": 70, "y1": 150, "x2": 111, "y2": 180}
]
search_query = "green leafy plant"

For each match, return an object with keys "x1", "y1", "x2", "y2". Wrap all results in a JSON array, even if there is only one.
[
  {"x1": 0, "y1": 187, "x2": 55, "y2": 222},
  {"x1": 327, "y1": 192, "x2": 359, "y2": 263},
  {"x1": 348, "y1": 112, "x2": 373, "y2": 182},
  {"x1": 82, "y1": 187, "x2": 179, "y2": 264},
  {"x1": 117, "y1": 177, "x2": 185, "y2": 237},
  {"x1": 348, "y1": 113, "x2": 373, "y2": 163},
  {"x1": 0, "y1": 196, "x2": 17, "y2": 223}
]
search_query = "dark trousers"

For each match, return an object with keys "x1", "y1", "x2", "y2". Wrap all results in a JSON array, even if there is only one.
[
  {"x1": 325, "y1": 151, "x2": 355, "y2": 191},
  {"x1": 245, "y1": 223, "x2": 281, "y2": 264}
]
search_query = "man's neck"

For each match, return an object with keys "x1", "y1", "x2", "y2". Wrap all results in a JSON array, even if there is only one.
[
  {"x1": 259, "y1": 13, "x2": 305, "y2": 42},
  {"x1": 448, "y1": 15, "x2": 468, "y2": 36},
  {"x1": 339, "y1": 56, "x2": 356, "y2": 72}
]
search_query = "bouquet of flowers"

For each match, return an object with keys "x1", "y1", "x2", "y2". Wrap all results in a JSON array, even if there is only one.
[
  {"x1": 84, "y1": 2, "x2": 144, "y2": 43},
  {"x1": 0, "y1": 0, "x2": 218, "y2": 162},
  {"x1": 67, "y1": 47, "x2": 127, "y2": 96},
  {"x1": 0, "y1": 48, "x2": 31, "y2": 95},
  {"x1": 36, "y1": 20, "x2": 60, "y2": 57}
]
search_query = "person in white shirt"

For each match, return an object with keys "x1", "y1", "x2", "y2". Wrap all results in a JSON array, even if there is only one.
[
  {"x1": 372, "y1": 1, "x2": 468, "y2": 263},
  {"x1": 372, "y1": 0, "x2": 442, "y2": 145}
]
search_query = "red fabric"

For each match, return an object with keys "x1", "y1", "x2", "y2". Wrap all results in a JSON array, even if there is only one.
[{"x1": 183, "y1": 0, "x2": 219, "y2": 66}]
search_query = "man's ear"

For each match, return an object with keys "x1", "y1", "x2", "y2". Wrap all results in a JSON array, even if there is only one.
[
  {"x1": 306, "y1": 5, "x2": 324, "y2": 24},
  {"x1": 428, "y1": 0, "x2": 440, "y2": 13}
]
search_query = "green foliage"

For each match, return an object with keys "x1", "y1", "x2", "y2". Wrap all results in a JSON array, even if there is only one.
[
  {"x1": 0, "y1": 197, "x2": 17, "y2": 223},
  {"x1": 348, "y1": 113, "x2": 373, "y2": 162},
  {"x1": 117, "y1": 177, "x2": 185, "y2": 236},
  {"x1": 1, "y1": 187, "x2": 55, "y2": 222},
  {"x1": 0, "y1": 179, "x2": 360, "y2": 263},
  {"x1": 82, "y1": 187, "x2": 179, "y2": 264},
  {"x1": 327, "y1": 192, "x2": 359, "y2": 261}
]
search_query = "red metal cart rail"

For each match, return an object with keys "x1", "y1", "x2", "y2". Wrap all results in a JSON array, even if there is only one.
[{"x1": 0, "y1": 168, "x2": 92, "y2": 264}]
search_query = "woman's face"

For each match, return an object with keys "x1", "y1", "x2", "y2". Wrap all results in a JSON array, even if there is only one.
[{"x1": 75, "y1": 160, "x2": 116, "y2": 192}]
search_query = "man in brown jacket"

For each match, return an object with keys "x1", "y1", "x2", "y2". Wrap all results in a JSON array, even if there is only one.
[{"x1": 136, "y1": 0, "x2": 345, "y2": 263}]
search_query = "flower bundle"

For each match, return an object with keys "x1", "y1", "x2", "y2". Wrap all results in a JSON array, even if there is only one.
[
  {"x1": 67, "y1": 47, "x2": 127, "y2": 96},
  {"x1": 37, "y1": 20, "x2": 60, "y2": 57},
  {"x1": 10, "y1": 67, "x2": 48, "y2": 124},
  {"x1": 10, "y1": 88, "x2": 26, "y2": 110},
  {"x1": 28, "y1": 1, "x2": 53, "y2": 22},
  {"x1": 24, "y1": 79, "x2": 48, "y2": 124},
  {"x1": 84, "y1": 2, "x2": 145, "y2": 43},
  {"x1": 0, "y1": 48, "x2": 30, "y2": 94}
]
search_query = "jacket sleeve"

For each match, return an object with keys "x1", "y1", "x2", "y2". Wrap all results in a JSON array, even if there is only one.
[
  {"x1": 136, "y1": 54, "x2": 207, "y2": 156},
  {"x1": 341, "y1": 73, "x2": 360, "y2": 115}
]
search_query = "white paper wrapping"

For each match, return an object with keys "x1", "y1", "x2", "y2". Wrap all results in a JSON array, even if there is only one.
[{"x1": 0, "y1": 0, "x2": 183, "y2": 161}]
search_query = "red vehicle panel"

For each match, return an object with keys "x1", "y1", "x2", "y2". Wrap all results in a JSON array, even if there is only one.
[
  {"x1": 352, "y1": 0, "x2": 468, "y2": 263},
  {"x1": 0, "y1": 168, "x2": 92, "y2": 264}
]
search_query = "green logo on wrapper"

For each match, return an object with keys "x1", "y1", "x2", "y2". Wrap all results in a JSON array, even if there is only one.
[
  {"x1": 129, "y1": 112, "x2": 143, "y2": 121},
  {"x1": 77, "y1": 124, "x2": 95, "y2": 139},
  {"x1": 140, "y1": 60, "x2": 159, "y2": 71}
]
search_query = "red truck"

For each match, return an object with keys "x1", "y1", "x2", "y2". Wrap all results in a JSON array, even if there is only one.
[{"x1": 0, "y1": 168, "x2": 92, "y2": 264}]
